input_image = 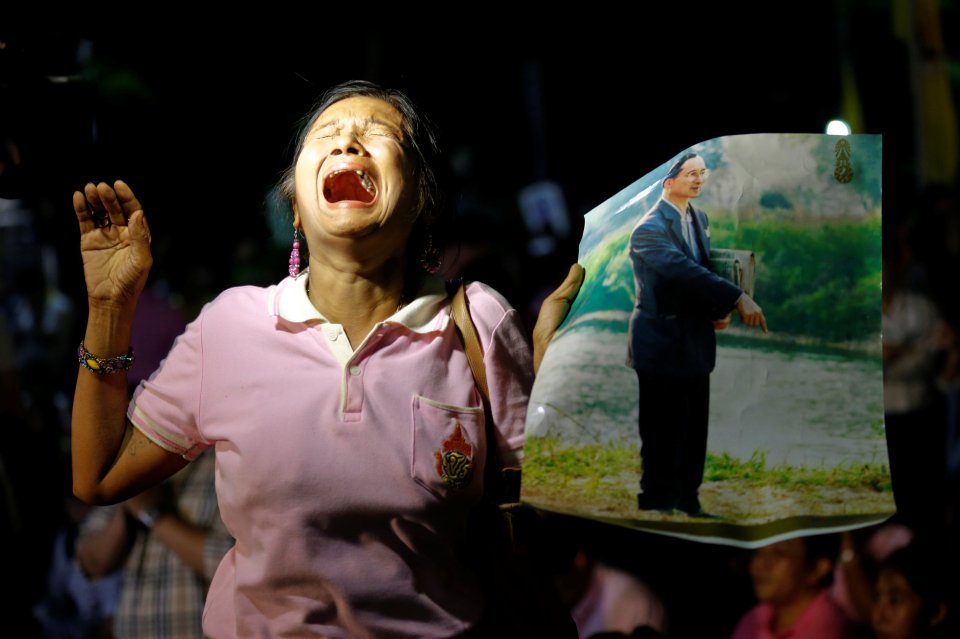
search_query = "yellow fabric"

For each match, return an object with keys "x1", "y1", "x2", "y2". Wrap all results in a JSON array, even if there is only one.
[{"x1": 891, "y1": 0, "x2": 958, "y2": 185}]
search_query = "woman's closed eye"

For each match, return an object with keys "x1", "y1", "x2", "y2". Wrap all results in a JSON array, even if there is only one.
[
  {"x1": 313, "y1": 122, "x2": 400, "y2": 142},
  {"x1": 313, "y1": 126, "x2": 338, "y2": 140},
  {"x1": 364, "y1": 125, "x2": 401, "y2": 140}
]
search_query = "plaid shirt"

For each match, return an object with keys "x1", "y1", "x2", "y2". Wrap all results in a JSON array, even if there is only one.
[{"x1": 82, "y1": 449, "x2": 232, "y2": 639}]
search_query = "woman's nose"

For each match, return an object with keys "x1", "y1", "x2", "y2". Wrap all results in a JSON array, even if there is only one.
[{"x1": 331, "y1": 130, "x2": 366, "y2": 156}]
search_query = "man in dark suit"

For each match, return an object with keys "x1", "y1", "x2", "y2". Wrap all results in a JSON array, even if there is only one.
[{"x1": 627, "y1": 153, "x2": 767, "y2": 516}]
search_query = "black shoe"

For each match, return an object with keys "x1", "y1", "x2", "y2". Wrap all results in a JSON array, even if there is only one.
[
  {"x1": 677, "y1": 496, "x2": 700, "y2": 511},
  {"x1": 677, "y1": 497, "x2": 720, "y2": 519},
  {"x1": 637, "y1": 493, "x2": 676, "y2": 512},
  {"x1": 678, "y1": 503, "x2": 720, "y2": 519},
  {"x1": 685, "y1": 508, "x2": 720, "y2": 519}
]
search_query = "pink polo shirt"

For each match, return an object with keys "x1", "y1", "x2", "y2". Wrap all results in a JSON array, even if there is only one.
[
  {"x1": 127, "y1": 273, "x2": 532, "y2": 638},
  {"x1": 730, "y1": 590, "x2": 849, "y2": 639}
]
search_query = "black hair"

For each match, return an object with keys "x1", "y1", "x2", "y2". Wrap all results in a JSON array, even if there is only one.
[
  {"x1": 664, "y1": 152, "x2": 700, "y2": 181},
  {"x1": 802, "y1": 533, "x2": 841, "y2": 588},
  {"x1": 879, "y1": 543, "x2": 948, "y2": 623}
]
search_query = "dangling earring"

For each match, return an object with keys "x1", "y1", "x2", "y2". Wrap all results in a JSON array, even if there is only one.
[
  {"x1": 420, "y1": 233, "x2": 443, "y2": 274},
  {"x1": 288, "y1": 228, "x2": 302, "y2": 278}
]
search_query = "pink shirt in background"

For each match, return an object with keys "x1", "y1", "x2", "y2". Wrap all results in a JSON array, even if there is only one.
[
  {"x1": 730, "y1": 590, "x2": 849, "y2": 639},
  {"x1": 128, "y1": 273, "x2": 533, "y2": 639},
  {"x1": 571, "y1": 562, "x2": 668, "y2": 637}
]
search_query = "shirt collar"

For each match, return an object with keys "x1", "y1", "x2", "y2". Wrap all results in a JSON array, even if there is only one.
[
  {"x1": 270, "y1": 270, "x2": 450, "y2": 334},
  {"x1": 661, "y1": 197, "x2": 690, "y2": 218}
]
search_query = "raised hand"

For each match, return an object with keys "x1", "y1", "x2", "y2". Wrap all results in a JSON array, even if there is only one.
[{"x1": 73, "y1": 180, "x2": 153, "y2": 308}]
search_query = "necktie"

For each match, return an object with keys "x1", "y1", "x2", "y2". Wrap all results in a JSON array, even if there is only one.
[{"x1": 685, "y1": 215, "x2": 701, "y2": 263}]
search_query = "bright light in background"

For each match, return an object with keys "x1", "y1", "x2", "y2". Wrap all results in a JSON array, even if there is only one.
[{"x1": 826, "y1": 119, "x2": 851, "y2": 135}]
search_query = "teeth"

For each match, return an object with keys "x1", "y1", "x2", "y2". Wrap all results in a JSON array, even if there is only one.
[{"x1": 356, "y1": 170, "x2": 375, "y2": 194}]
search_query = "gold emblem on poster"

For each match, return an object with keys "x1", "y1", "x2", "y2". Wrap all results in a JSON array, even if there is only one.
[{"x1": 834, "y1": 139, "x2": 853, "y2": 183}]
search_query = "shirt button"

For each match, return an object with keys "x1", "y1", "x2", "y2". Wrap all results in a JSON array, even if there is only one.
[
  {"x1": 324, "y1": 326, "x2": 339, "y2": 341},
  {"x1": 349, "y1": 365, "x2": 361, "y2": 376}
]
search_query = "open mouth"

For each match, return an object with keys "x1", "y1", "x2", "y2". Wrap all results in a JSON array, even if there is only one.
[{"x1": 323, "y1": 169, "x2": 377, "y2": 204}]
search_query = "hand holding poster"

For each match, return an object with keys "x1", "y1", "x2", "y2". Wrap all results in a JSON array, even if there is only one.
[{"x1": 523, "y1": 133, "x2": 889, "y2": 547}]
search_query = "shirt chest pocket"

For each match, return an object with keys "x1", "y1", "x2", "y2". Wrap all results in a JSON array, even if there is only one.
[{"x1": 411, "y1": 395, "x2": 485, "y2": 500}]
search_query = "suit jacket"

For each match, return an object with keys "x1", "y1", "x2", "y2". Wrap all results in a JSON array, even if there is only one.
[{"x1": 626, "y1": 199, "x2": 742, "y2": 377}]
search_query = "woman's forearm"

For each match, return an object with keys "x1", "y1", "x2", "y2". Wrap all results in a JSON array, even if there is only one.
[{"x1": 71, "y1": 302, "x2": 138, "y2": 504}]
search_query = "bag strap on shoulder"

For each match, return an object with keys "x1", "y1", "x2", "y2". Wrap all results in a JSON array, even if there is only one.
[
  {"x1": 447, "y1": 279, "x2": 521, "y2": 505},
  {"x1": 450, "y1": 280, "x2": 490, "y2": 403}
]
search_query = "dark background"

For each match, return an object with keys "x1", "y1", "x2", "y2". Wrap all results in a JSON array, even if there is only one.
[
  {"x1": 3, "y1": 5, "x2": 923, "y2": 318},
  {"x1": 2, "y1": 3, "x2": 958, "y2": 637}
]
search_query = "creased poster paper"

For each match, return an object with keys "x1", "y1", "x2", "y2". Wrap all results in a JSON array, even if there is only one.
[{"x1": 523, "y1": 133, "x2": 889, "y2": 547}]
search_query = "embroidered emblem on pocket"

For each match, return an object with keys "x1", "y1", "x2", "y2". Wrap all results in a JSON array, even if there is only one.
[{"x1": 434, "y1": 422, "x2": 474, "y2": 489}]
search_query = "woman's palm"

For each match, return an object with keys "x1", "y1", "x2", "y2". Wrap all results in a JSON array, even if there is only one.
[{"x1": 73, "y1": 181, "x2": 153, "y2": 306}]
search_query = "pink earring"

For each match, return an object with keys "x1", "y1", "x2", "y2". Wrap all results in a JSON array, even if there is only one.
[
  {"x1": 420, "y1": 233, "x2": 442, "y2": 274},
  {"x1": 288, "y1": 229, "x2": 302, "y2": 278}
]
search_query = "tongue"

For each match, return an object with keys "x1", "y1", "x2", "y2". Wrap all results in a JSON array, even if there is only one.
[{"x1": 324, "y1": 172, "x2": 374, "y2": 203}]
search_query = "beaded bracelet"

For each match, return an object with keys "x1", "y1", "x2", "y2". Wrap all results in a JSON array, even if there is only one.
[{"x1": 77, "y1": 342, "x2": 135, "y2": 375}]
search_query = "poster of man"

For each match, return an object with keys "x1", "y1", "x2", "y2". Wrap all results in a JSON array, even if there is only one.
[
  {"x1": 627, "y1": 152, "x2": 768, "y2": 518},
  {"x1": 523, "y1": 133, "x2": 890, "y2": 546}
]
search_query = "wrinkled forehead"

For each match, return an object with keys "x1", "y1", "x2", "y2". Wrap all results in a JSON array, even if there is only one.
[{"x1": 309, "y1": 96, "x2": 410, "y2": 139}]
